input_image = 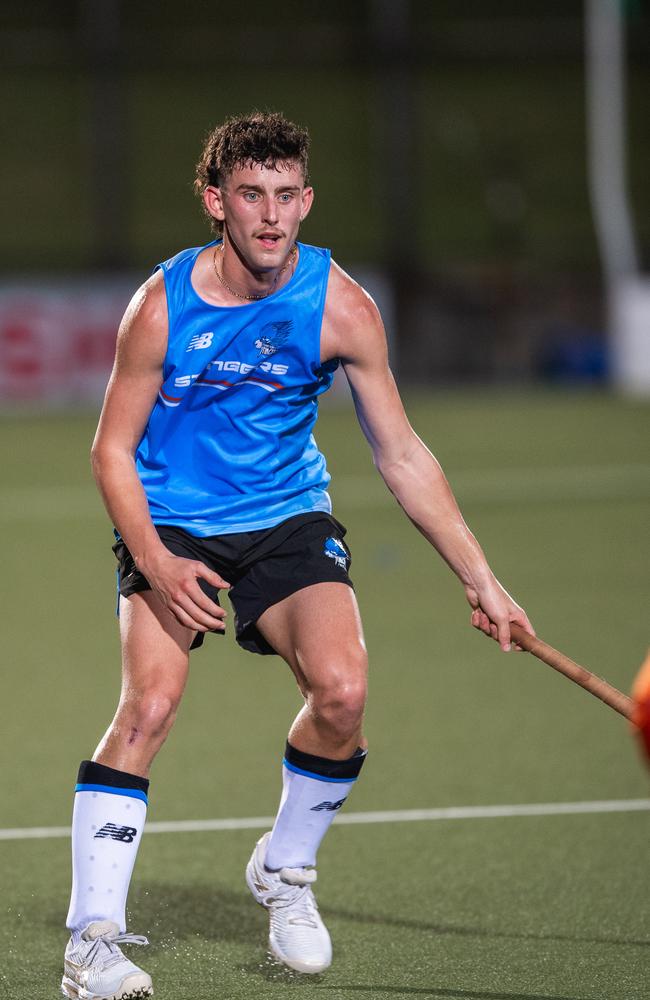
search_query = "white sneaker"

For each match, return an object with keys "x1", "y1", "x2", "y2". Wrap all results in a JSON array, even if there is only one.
[
  {"x1": 245, "y1": 831, "x2": 332, "y2": 974},
  {"x1": 61, "y1": 920, "x2": 153, "y2": 999}
]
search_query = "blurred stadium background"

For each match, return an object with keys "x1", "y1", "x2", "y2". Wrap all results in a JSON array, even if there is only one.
[
  {"x1": 2, "y1": 3, "x2": 650, "y2": 999},
  {"x1": 2, "y1": 0, "x2": 650, "y2": 394}
]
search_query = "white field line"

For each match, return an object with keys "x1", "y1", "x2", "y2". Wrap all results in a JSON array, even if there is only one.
[
  {"x1": 0, "y1": 463, "x2": 648, "y2": 520},
  {"x1": 2, "y1": 798, "x2": 649, "y2": 842}
]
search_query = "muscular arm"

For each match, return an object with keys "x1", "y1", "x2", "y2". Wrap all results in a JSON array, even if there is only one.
[
  {"x1": 91, "y1": 272, "x2": 228, "y2": 632},
  {"x1": 321, "y1": 264, "x2": 534, "y2": 650}
]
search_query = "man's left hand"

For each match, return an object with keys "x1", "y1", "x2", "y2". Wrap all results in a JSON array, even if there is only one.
[{"x1": 465, "y1": 577, "x2": 535, "y2": 652}]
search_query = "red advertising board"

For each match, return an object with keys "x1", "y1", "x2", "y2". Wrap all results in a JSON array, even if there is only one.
[{"x1": 0, "y1": 283, "x2": 134, "y2": 405}]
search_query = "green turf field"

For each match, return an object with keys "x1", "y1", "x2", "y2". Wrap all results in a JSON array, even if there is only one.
[{"x1": 1, "y1": 389, "x2": 649, "y2": 999}]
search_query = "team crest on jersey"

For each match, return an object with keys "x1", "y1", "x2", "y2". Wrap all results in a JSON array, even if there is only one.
[
  {"x1": 254, "y1": 320, "x2": 292, "y2": 358},
  {"x1": 324, "y1": 537, "x2": 348, "y2": 570}
]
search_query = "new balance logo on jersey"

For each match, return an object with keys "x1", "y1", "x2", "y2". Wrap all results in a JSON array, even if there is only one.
[
  {"x1": 94, "y1": 824, "x2": 138, "y2": 843},
  {"x1": 186, "y1": 332, "x2": 214, "y2": 352},
  {"x1": 310, "y1": 798, "x2": 347, "y2": 812}
]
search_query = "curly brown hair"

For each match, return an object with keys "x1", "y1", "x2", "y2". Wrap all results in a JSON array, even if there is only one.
[{"x1": 194, "y1": 110, "x2": 311, "y2": 234}]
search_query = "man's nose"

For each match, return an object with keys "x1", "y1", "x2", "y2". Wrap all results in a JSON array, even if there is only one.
[{"x1": 262, "y1": 198, "x2": 278, "y2": 224}]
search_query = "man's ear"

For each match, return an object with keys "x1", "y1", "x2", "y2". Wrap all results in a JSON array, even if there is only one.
[
  {"x1": 203, "y1": 185, "x2": 225, "y2": 224},
  {"x1": 299, "y1": 186, "x2": 314, "y2": 222}
]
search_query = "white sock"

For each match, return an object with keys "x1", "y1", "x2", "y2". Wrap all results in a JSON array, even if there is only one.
[
  {"x1": 66, "y1": 761, "x2": 148, "y2": 934},
  {"x1": 265, "y1": 744, "x2": 366, "y2": 870}
]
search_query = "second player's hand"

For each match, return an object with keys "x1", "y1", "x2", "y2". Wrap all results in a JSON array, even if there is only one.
[
  {"x1": 140, "y1": 550, "x2": 230, "y2": 632},
  {"x1": 464, "y1": 576, "x2": 535, "y2": 652}
]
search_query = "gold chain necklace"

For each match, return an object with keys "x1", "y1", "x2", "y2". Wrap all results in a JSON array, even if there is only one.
[{"x1": 212, "y1": 243, "x2": 297, "y2": 301}]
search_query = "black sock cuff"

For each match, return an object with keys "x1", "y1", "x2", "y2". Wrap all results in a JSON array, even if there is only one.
[
  {"x1": 284, "y1": 742, "x2": 367, "y2": 781},
  {"x1": 76, "y1": 759, "x2": 150, "y2": 795}
]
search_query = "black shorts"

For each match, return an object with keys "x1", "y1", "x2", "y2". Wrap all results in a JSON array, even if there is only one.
[{"x1": 112, "y1": 512, "x2": 353, "y2": 656}]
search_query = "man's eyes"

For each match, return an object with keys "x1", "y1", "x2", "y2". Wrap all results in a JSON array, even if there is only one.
[{"x1": 242, "y1": 192, "x2": 294, "y2": 203}]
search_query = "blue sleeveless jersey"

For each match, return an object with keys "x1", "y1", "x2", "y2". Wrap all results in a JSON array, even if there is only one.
[{"x1": 135, "y1": 240, "x2": 337, "y2": 536}]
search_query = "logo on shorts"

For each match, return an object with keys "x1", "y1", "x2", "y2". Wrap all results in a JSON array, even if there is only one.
[
  {"x1": 311, "y1": 798, "x2": 347, "y2": 812},
  {"x1": 254, "y1": 320, "x2": 292, "y2": 358},
  {"x1": 324, "y1": 536, "x2": 348, "y2": 570},
  {"x1": 94, "y1": 824, "x2": 138, "y2": 843}
]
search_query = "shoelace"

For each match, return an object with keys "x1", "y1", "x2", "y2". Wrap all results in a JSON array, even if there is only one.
[
  {"x1": 259, "y1": 880, "x2": 320, "y2": 928},
  {"x1": 85, "y1": 931, "x2": 149, "y2": 969}
]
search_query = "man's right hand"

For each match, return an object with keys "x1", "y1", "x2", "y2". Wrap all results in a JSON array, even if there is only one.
[{"x1": 139, "y1": 550, "x2": 230, "y2": 632}]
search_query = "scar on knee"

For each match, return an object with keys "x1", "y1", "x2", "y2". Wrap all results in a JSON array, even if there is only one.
[{"x1": 127, "y1": 728, "x2": 139, "y2": 746}]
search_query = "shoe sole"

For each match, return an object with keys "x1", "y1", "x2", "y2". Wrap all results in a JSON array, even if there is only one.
[
  {"x1": 267, "y1": 937, "x2": 331, "y2": 975},
  {"x1": 61, "y1": 975, "x2": 153, "y2": 999}
]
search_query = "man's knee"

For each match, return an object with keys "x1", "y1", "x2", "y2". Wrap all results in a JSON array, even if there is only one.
[
  {"x1": 306, "y1": 649, "x2": 368, "y2": 738},
  {"x1": 119, "y1": 687, "x2": 181, "y2": 744}
]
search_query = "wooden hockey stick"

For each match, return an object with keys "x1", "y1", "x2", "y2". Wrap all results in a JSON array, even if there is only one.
[{"x1": 508, "y1": 623, "x2": 635, "y2": 721}]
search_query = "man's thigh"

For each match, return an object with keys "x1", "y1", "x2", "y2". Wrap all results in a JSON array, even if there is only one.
[
  {"x1": 119, "y1": 590, "x2": 196, "y2": 698},
  {"x1": 255, "y1": 582, "x2": 367, "y2": 691},
  {"x1": 114, "y1": 525, "x2": 228, "y2": 651}
]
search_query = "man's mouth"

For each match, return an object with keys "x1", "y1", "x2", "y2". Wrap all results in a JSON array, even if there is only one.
[{"x1": 256, "y1": 233, "x2": 283, "y2": 250}]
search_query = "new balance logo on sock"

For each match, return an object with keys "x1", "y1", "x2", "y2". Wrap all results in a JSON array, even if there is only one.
[
  {"x1": 310, "y1": 798, "x2": 347, "y2": 812},
  {"x1": 94, "y1": 823, "x2": 138, "y2": 843}
]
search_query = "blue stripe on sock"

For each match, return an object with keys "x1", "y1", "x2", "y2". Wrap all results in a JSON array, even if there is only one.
[
  {"x1": 75, "y1": 783, "x2": 148, "y2": 804},
  {"x1": 282, "y1": 758, "x2": 357, "y2": 783}
]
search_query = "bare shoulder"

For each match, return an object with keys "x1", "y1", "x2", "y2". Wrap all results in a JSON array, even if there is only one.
[
  {"x1": 114, "y1": 269, "x2": 168, "y2": 373},
  {"x1": 322, "y1": 259, "x2": 386, "y2": 363}
]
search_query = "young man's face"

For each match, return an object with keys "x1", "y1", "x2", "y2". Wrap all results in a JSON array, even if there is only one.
[{"x1": 204, "y1": 160, "x2": 313, "y2": 271}]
